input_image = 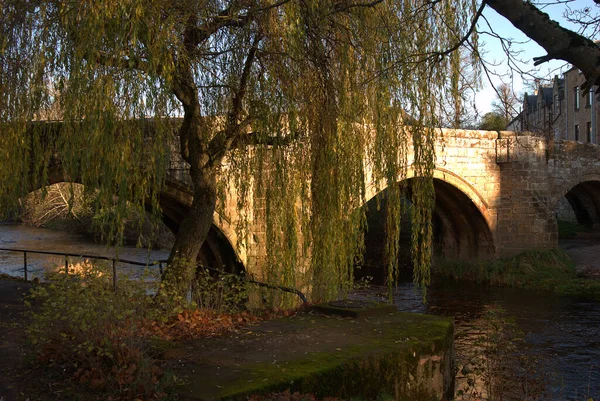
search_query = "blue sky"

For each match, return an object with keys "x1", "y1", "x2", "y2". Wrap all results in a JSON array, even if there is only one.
[{"x1": 474, "y1": 0, "x2": 596, "y2": 115}]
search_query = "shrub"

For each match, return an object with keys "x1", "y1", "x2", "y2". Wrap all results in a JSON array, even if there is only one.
[
  {"x1": 26, "y1": 263, "x2": 165, "y2": 400},
  {"x1": 192, "y1": 268, "x2": 249, "y2": 313},
  {"x1": 557, "y1": 220, "x2": 589, "y2": 239},
  {"x1": 432, "y1": 249, "x2": 600, "y2": 300}
]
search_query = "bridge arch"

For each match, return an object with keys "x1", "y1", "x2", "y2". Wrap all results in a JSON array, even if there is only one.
[
  {"x1": 552, "y1": 173, "x2": 600, "y2": 229},
  {"x1": 22, "y1": 169, "x2": 244, "y2": 274},
  {"x1": 160, "y1": 178, "x2": 245, "y2": 273},
  {"x1": 365, "y1": 167, "x2": 494, "y2": 232},
  {"x1": 360, "y1": 172, "x2": 495, "y2": 283}
]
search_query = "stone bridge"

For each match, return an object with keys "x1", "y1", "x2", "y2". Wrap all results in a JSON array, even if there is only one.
[{"x1": 40, "y1": 127, "x2": 600, "y2": 277}]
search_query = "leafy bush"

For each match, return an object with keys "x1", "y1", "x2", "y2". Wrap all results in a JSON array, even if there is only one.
[
  {"x1": 26, "y1": 264, "x2": 165, "y2": 400},
  {"x1": 557, "y1": 219, "x2": 589, "y2": 239},
  {"x1": 24, "y1": 261, "x2": 295, "y2": 399},
  {"x1": 192, "y1": 268, "x2": 249, "y2": 313}
]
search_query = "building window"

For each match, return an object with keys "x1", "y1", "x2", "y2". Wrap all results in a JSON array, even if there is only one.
[
  {"x1": 587, "y1": 122, "x2": 592, "y2": 143},
  {"x1": 575, "y1": 124, "x2": 580, "y2": 141},
  {"x1": 589, "y1": 89, "x2": 594, "y2": 107},
  {"x1": 575, "y1": 86, "x2": 580, "y2": 110},
  {"x1": 554, "y1": 94, "x2": 559, "y2": 114}
]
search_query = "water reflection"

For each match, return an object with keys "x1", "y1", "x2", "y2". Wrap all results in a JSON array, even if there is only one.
[{"x1": 352, "y1": 282, "x2": 600, "y2": 400}]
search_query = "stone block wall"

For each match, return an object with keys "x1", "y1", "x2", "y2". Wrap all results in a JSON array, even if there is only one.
[{"x1": 165, "y1": 128, "x2": 600, "y2": 274}]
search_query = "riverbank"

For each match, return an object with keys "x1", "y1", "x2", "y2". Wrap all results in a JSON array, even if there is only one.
[
  {"x1": 2, "y1": 273, "x2": 599, "y2": 400},
  {"x1": 432, "y1": 248, "x2": 600, "y2": 300},
  {"x1": 559, "y1": 228, "x2": 600, "y2": 280},
  {"x1": 0, "y1": 279, "x2": 33, "y2": 400},
  {"x1": 0, "y1": 277, "x2": 454, "y2": 401},
  {"x1": 0, "y1": 223, "x2": 170, "y2": 279}
]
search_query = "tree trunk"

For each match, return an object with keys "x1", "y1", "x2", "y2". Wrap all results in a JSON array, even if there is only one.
[
  {"x1": 159, "y1": 90, "x2": 218, "y2": 302},
  {"x1": 160, "y1": 168, "x2": 217, "y2": 299}
]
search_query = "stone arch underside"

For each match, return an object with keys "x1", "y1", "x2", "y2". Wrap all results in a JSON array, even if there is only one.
[
  {"x1": 554, "y1": 179, "x2": 600, "y2": 229},
  {"x1": 360, "y1": 177, "x2": 494, "y2": 283},
  {"x1": 34, "y1": 168, "x2": 243, "y2": 274}
]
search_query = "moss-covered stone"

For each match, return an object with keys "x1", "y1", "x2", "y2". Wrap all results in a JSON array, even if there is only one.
[
  {"x1": 172, "y1": 311, "x2": 454, "y2": 401},
  {"x1": 310, "y1": 299, "x2": 397, "y2": 318}
]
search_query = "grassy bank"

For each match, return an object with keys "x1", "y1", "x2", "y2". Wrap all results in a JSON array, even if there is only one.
[
  {"x1": 557, "y1": 220, "x2": 590, "y2": 239},
  {"x1": 432, "y1": 249, "x2": 600, "y2": 300}
]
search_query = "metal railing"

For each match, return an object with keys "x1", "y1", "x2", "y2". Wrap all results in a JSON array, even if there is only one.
[
  {"x1": 201, "y1": 264, "x2": 309, "y2": 305},
  {"x1": 0, "y1": 247, "x2": 308, "y2": 304},
  {"x1": 0, "y1": 247, "x2": 164, "y2": 290}
]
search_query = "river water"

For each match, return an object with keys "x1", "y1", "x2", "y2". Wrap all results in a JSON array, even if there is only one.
[
  {"x1": 0, "y1": 223, "x2": 169, "y2": 280},
  {"x1": 353, "y1": 282, "x2": 600, "y2": 400},
  {"x1": 1, "y1": 223, "x2": 598, "y2": 400}
]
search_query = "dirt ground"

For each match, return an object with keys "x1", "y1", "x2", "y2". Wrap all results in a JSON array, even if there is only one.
[
  {"x1": 559, "y1": 230, "x2": 600, "y2": 280},
  {"x1": 0, "y1": 279, "x2": 33, "y2": 401}
]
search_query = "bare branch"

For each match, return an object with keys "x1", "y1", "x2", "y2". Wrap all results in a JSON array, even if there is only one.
[
  {"x1": 486, "y1": 0, "x2": 600, "y2": 92},
  {"x1": 89, "y1": 51, "x2": 154, "y2": 74},
  {"x1": 184, "y1": 1, "x2": 292, "y2": 53}
]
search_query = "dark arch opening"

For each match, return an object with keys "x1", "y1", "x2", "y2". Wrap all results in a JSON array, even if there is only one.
[
  {"x1": 565, "y1": 192, "x2": 593, "y2": 228},
  {"x1": 556, "y1": 181, "x2": 600, "y2": 230},
  {"x1": 12, "y1": 181, "x2": 175, "y2": 250},
  {"x1": 15, "y1": 176, "x2": 244, "y2": 275},
  {"x1": 555, "y1": 181, "x2": 600, "y2": 249},
  {"x1": 358, "y1": 178, "x2": 494, "y2": 284},
  {"x1": 19, "y1": 161, "x2": 243, "y2": 275}
]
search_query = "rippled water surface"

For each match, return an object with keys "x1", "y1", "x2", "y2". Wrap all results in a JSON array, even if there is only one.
[
  {"x1": 0, "y1": 223, "x2": 169, "y2": 279},
  {"x1": 353, "y1": 282, "x2": 600, "y2": 400}
]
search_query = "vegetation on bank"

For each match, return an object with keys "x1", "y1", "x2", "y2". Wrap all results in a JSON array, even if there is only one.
[
  {"x1": 4, "y1": 251, "x2": 598, "y2": 400},
  {"x1": 20, "y1": 263, "x2": 284, "y2": 400},
  {"x1": 12, "y1": 182, "x2": 174, "y2": 249},
  {"x1": 0, "y1": 272, "x2": 26, "y2": 281},
  {"x1": 432, "y1": 248, "x2": 600, "y2": 300},
  {"x1": 557, "y1": 219, "x2": 590, "y2": 239}
]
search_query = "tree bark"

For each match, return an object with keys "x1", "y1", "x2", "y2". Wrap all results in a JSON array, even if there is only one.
[
  {"x1": 159, "y1": 58, "x2": 219, "y2": 301},
  {"x1": 486, "y1": 0, "x2": 600, "y2": 91},
  {"x1": 161, "y1": 166, "x2": 217, "y2": 291}
]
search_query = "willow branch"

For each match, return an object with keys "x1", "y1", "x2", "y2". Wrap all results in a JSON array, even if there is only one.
[
  {"x1": 229, "y1": 131, "x2": 300, "y2": 149},
  {"x1": 207, "y1": 35, "x2": 262, "y2": 166},
  {"x1": 82, "y1": 50, "x2": 156, "y2": 76},
  {"x1": 434, "y1": 0, "x2": 487, "y2": 60},
  {"x1": 329, "y1": 0, "x2": 384, "y2": 14}
]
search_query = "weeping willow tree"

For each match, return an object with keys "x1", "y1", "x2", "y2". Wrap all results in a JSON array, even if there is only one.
[{"x1": 1, "y1": 0, "x2": 483, "y2": 303}]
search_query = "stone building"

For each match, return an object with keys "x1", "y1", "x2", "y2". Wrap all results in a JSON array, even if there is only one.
[{"x1": 514, "y1": 68, "x2": 598, "y2": 143}]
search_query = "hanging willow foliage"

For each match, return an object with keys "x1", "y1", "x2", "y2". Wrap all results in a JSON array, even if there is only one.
[{"x1": 1, "y1": 0, "x2": 480, "y2": 303}]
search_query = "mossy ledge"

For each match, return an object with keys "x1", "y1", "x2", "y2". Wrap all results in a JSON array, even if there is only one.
[
  {"x1": 172, "y1": 311, "x2": 454, "y2": 401},
  {"x1": 310, "y1": 299, "x2": 398, "y2": 318}
]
